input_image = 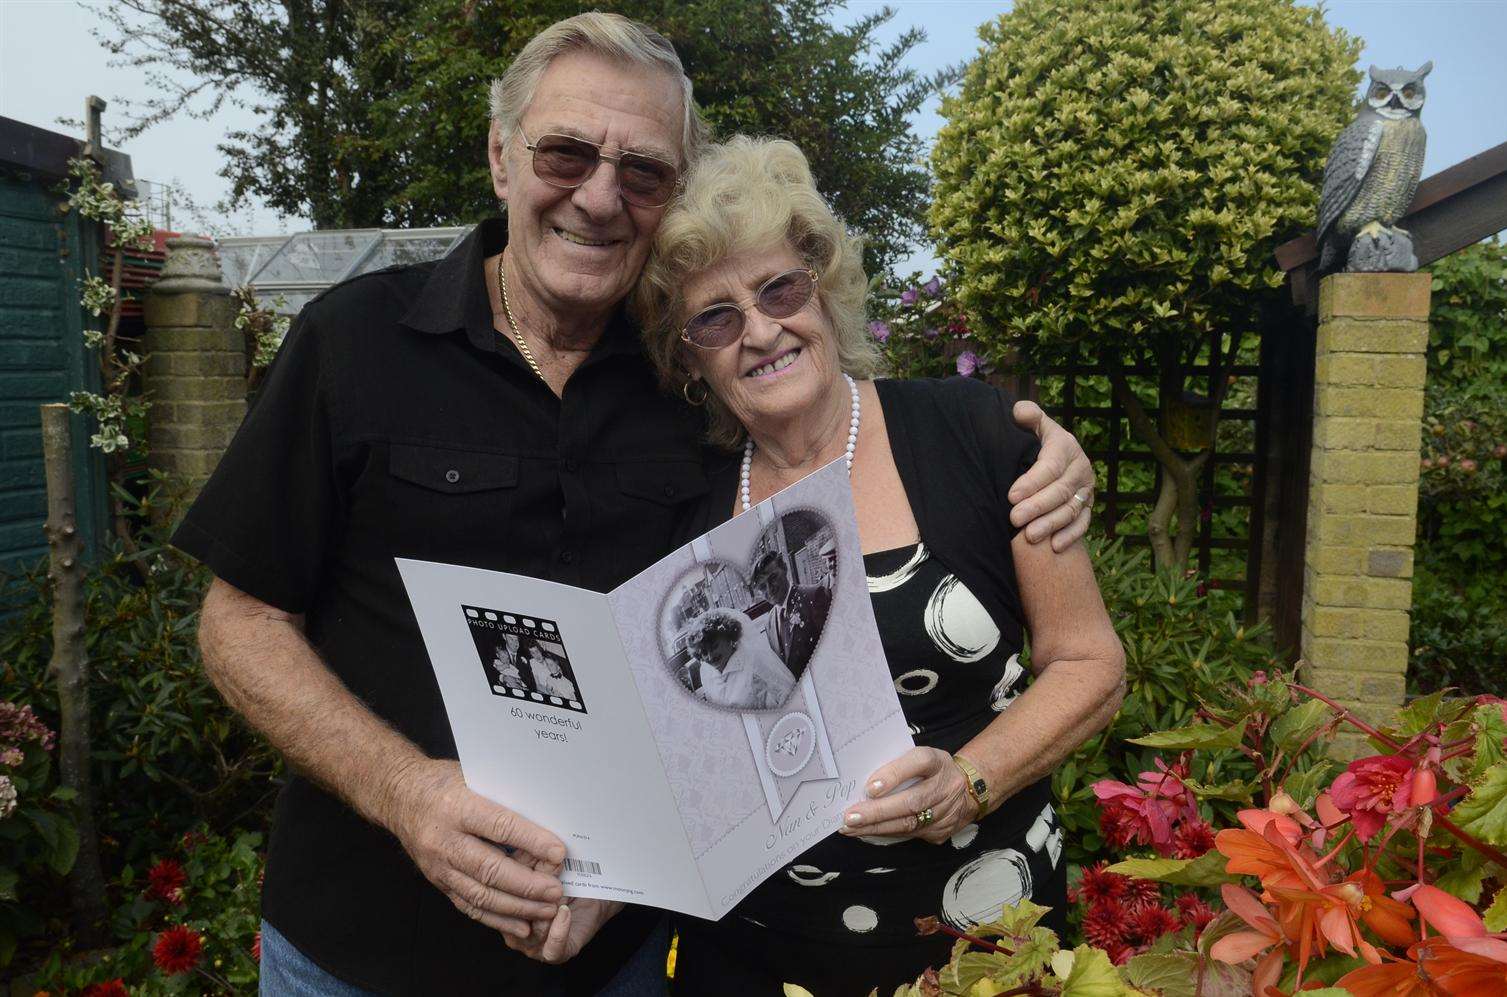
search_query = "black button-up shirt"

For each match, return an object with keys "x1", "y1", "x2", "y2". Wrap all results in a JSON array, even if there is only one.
[{"x1": 173, "y1": 219, "x2": 713, "y2": 995}]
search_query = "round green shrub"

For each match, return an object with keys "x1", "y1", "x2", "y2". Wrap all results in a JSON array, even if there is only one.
[{"x1": 929, "y1": 0, "x2": 1361, "y2": 361}]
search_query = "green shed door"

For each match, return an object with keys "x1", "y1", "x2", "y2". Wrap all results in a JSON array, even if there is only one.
[{"x1": 0, "y1": 168, "x2": 109, "y2": 570}]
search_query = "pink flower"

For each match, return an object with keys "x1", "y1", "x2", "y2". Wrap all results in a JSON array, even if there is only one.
[
  {"x1": 1330, "y1": 754, "x2": 1414, "y2": 840},
  {"x1": 956, "y1": 351, "x2": 980, "y2": 377},
  {"x1": 867, "y1": 320, "x2": 891, "y2": 342},
  {"x1": 1093, "y1": 760, "x2": 1200, "y2": 856}
]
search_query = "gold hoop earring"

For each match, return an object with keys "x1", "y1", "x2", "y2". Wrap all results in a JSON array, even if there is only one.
[{"x1": 682, "y1": 379, "x2": 708, "y2": 406}]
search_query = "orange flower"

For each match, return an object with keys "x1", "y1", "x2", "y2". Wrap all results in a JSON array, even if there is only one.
[
  {"x1": 1209, "y1": 884, "x2": 1286, "y2": 995},
  {"x1": 1335, "y1": 953, "x2": 1435, "y2": 997},
  {"x1": 1217, "y1": 814, "x2": 1318, "y2": 890},
  {"x1": 1349, "y1": 869, "x2": 1417, "y2": 947},
  {"x1": 1417, "y1": 939, "x2": 1507, "y2": 996}
]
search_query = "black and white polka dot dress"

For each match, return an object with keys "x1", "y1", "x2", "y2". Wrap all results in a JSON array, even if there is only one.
[{"x1": 673, "y1": 542, "x2": 1067, "y2": 996}]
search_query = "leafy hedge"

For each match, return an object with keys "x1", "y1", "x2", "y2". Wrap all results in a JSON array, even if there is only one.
[{"x1": 1413, "y1": 239, "x2": 1507, "y2": 696}]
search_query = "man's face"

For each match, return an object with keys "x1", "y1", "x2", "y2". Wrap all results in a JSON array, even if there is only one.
[
  {"x1": 756, "y1": 562, "x2": 790, "y2": 604},
  {"x1": 490, "y1": 50, "x2": 684, "y2": 320}
]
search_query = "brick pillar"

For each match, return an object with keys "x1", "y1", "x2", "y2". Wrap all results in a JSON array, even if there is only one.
[
  {"x1": 1300, "y1": 272, "x2": 1431, "y2": 756},
  {"x1": 141, "y1": 236, "x2": 245, "y2": 507}
]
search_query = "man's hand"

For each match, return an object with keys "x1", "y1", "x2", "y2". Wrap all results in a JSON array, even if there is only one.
[
  {"x1": 1008, "y1": 400, "x2": 1095, "y2": 551},
  {"x1": 386, "y1": 758, "x2": 567, "y2": 939},
  {"x1": 507, "y1": 898, "x2": 624, "y2": 964}
]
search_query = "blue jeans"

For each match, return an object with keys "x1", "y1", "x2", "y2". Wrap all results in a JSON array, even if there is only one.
[{"x1": 258, "y1": 916, "x2": 670, "y2": 996}]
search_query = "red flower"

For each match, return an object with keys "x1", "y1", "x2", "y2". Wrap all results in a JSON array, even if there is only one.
[
  {"x1": 1099, "y1": 799, "x2": 1146, "y2": 850},
  {"x1": 1075, "y1": 862, "x2": 1129, "y2": 904},
  {"x1": 1127, "y1": 904, "x2": 1182, "y2": 946},
  {"x1": 1176, "y1": 893, "x2": 1217, "y2": 933},
  {"x1": 146, "y1": 859, "x2": 187, "y2": 905},
  {"x1": 1125, "y1": 876, "x2": 1162, "y2": 908},
  {"x1": 180, "y1": 830, "x2": 206, "y2": 853},
  {"x1": 82, "y1": 981, "x2": 129, "y2": 997},
  {"x1": 1330, "y1": 754, "x2": 1414, "y2": 840},
  {"x1": 1082, "y1": 900, "x2": 1128, "y2": 950},
  {"x1": 1172, "y1": 818, "x2": 1216, "y2": 859},
  {"x1": 252, "y1": 930, "x2": 262, "y2": 962},
  {"x1": 152, "y1": 926, "x2": 203, "y2": 975},
  {"x1": 1092, "y1": 759, "x2": 1199, "y2": 856}
]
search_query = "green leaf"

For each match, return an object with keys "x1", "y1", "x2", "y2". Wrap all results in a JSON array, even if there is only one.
[
  {"x1": 0, "y1": 866, "x2": 17, "y2": 901},
  {"x1": 1123, "y1": 953, "x2": 1198, "y2": 997},
  {"x1": 1284, "y1": 762, "x2": 1334, "y2": 810},
  {"x1": 47, "y1": 820, "x2": 78, "y2": 876},
  {"x1": 1485, "y1": 885, "x2": 1507, "y2": 932},
  {"x1": 1105, "y1": 851, "x2": 1238, "y2": 887},
  {"x1": 1056, "y1": 944, "x2": 1134, "y2": 996},
  {"x1": 1270, "y1": 699, "x2": 1332, "y2": 755},
  {"x1": 1434, "y1": 852, "x2": 1489, "y2": 904},
  {"x1": 1127, "y1": 723, "x2": 1244, "y2": 752},
  {"x1": 1181, "y1": 777, "x2": 1255, "y2": 802},
  {"x1": 1395, "y1": 690, "x2": 1449, "y2": 734},
  {"x1": 1455, "y1": 762, "x2": 1507, "y2": 847}
]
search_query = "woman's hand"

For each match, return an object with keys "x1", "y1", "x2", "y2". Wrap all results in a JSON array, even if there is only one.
[
  {"x1": 505, "y1": 898, "x2": 624, "y2": 964},
  {"x1": 838, "y1": 747, "x2": 978, "y2": 845},
  {"x1": 1008, "y1": 400, "x2": 1095, "y2": 551}
]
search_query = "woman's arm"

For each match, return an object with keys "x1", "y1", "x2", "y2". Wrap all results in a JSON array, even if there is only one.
[
  {"x1": 840, "y1": 536, "x2": 1124, "y2": 842},
  {"x1": 956, "y1": 534, "x2": 1126, "y2": 807}
]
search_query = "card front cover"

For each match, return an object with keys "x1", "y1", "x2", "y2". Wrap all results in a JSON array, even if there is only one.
[{"x1": 608, "y1": 458, "x2": 913, "y2": 918}]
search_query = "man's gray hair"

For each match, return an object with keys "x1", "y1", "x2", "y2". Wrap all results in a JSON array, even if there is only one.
[{"x1": 489, "y1": 12, "x2": 709, "y2": 166}]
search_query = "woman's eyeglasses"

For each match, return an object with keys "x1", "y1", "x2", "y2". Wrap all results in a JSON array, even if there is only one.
[
  {"x1": 520, "y1": 126, "x2": 680, "y2": 208},
  {"x1": 680, "y1": 268, "x2": 820, "y2": 350}
]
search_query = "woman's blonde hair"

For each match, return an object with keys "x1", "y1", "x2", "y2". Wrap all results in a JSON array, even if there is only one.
[
  {"x1": 489, "y1": 12, "x2": 708, "y2": 166},
  {"x1": 633, "y1": 136, "x2": 879, "y2": 448}
]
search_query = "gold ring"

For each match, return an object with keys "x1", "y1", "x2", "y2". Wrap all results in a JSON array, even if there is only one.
[
  {"x1": 1071, "y1": 489, "x2": 1090, "y2": 507},
  {"x1": 914, "y1": 807, "x2": 935, "y2": 829}
]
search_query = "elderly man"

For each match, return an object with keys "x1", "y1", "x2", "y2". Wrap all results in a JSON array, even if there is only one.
[
  {"x1": 174, "y1": 12, "x2": 1095, "y2": 996},
  {"x1": 751, "y1": 550, "x2": 832, "y2": 678}
]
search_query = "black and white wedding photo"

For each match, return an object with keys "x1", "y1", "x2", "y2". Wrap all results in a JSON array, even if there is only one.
[{"x1": 463, "y1": 606, "x2": 587, "y2": 713}]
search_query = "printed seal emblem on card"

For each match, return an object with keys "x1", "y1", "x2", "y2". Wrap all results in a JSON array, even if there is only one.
[{"x1": 765, "y1": 711, "x2": 817, "y2": 778}]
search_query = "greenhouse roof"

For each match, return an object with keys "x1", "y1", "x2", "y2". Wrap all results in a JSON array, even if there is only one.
[{"x1": 216, "y1": 226, "x2": 472, "y2": 315}]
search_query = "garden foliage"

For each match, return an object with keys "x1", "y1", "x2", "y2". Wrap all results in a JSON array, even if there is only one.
[
  {"x1": 929, "y1": 0, "x2": 1361, "y2": 569},
  {"x1": 1414, "y1": 239, "x2": 1507, "y2": 698},
  {"x1": 1050, "y1": 539, "x2": 1278, "y2": 870},
  {"x1": 892, "y1": 674, "x2": 1507, "y2": 996},
  {"x1": 0, "y1": 487, "x2": 279, "y2": 968}
]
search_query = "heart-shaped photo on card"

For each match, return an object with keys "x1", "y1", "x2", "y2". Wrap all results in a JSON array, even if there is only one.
[{"x1": 659, "y1": 508, "x2": 838, "y2": 711}]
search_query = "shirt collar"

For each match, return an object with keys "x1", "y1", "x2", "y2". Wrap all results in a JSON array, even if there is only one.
[{"x1": 400, "y1": 216, "x2": 644, "y2": 361}]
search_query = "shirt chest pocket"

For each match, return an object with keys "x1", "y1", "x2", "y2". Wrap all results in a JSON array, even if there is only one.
[{"x1": 383, "y1": 443, "x2": 520, "y2": 556}]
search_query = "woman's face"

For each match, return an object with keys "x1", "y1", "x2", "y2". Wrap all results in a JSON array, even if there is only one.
[
  {"x1": 679, "y1": 244, "x2": 840, "y2": 436},
  {"x1": 700, "y1": 633, "x2": 735, "y2": 670}
]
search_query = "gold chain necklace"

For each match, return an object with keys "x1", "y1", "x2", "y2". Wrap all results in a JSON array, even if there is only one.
[{"x1": 496, "y1": 255, "x2": 545, "y2": 381}]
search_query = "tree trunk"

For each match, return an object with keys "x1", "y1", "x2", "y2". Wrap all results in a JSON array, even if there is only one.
[{"x1": 40, "y1": 404, "x2": 110, "y2": 943}]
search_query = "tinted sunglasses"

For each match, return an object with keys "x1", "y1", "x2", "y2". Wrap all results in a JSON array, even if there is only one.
[
  {"x1": 519, "y1": 126, "x2": 680, "y2": 208},
  {"x1": 680, "y1": 268, "x2": 820, "y2": 350}
]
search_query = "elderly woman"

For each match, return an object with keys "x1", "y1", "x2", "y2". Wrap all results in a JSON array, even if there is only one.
[
  {"x1": 689, "y1": 607, "x2": 796, "y2": 710},
  {"x1": 631, "y1": 137, "x2": 1127, "y2": 995}
]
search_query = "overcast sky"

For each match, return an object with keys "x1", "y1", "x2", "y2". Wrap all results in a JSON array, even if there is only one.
[{"x1": 2, "y1": 0, "x2": 1504, "y2": 272}]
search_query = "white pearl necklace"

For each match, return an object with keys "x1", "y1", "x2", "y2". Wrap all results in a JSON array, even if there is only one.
[{"x1": 741, "y1": 373, "x2": 859, "y2": 512}]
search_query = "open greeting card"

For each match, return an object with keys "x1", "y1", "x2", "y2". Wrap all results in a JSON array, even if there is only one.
[{"x1": 396, "y1": 458, "x2": 913, "y2": 920}]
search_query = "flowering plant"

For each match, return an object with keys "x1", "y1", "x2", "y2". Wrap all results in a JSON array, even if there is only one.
[
  {"x1": 0, "y1": 700, "x2": 73, "y2": 967},
  {"x1": 868, "y1": 274, "x2": 981, "y2": 381},
  {"x1": 32, "y1": 828, "x2": 264, "y2": 994},
  {"x1": 883, "y1": 670, "x2": 1507, "y2": 995}
]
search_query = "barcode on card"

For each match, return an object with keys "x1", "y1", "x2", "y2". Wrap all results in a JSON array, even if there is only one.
[{"x1": 564, "y1": 857, "x2": 602, "y2": 876}]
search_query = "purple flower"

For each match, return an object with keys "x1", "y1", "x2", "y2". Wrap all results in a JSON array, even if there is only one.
[
  {"x1": 867, "y1": 320, "x2": 891, "y2": 343},
  {"x1": 956, "y1": 351, "x2": 980, "y2": 377},
  {"x1": 922, "y1": 276, "x2": 942, "y2": 297},
  {"x1": 923, "y1": 327, "x2": 940, "y2": 340},
  {"x1": 900, "y1": 288, "x2": 919, "y2": 307}
]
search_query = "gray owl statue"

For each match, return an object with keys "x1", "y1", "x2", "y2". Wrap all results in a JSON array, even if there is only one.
[{"x1": 1317, "y1": 62, "x2": 1431, "y2": 273}]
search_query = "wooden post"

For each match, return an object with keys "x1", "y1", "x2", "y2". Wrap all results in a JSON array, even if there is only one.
[{"x1": 40, "y1": 403, "x2": 109, "y2": 942}]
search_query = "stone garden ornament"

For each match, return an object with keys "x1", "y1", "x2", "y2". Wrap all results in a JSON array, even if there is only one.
[{"x1": 1317, "y1": 61, "x2": 1432, "y2": 273}]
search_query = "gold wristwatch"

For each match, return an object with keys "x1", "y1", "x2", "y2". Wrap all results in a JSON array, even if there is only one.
[{"x1": 953, "y1": 754, "x2": 990, "y2": 820}]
